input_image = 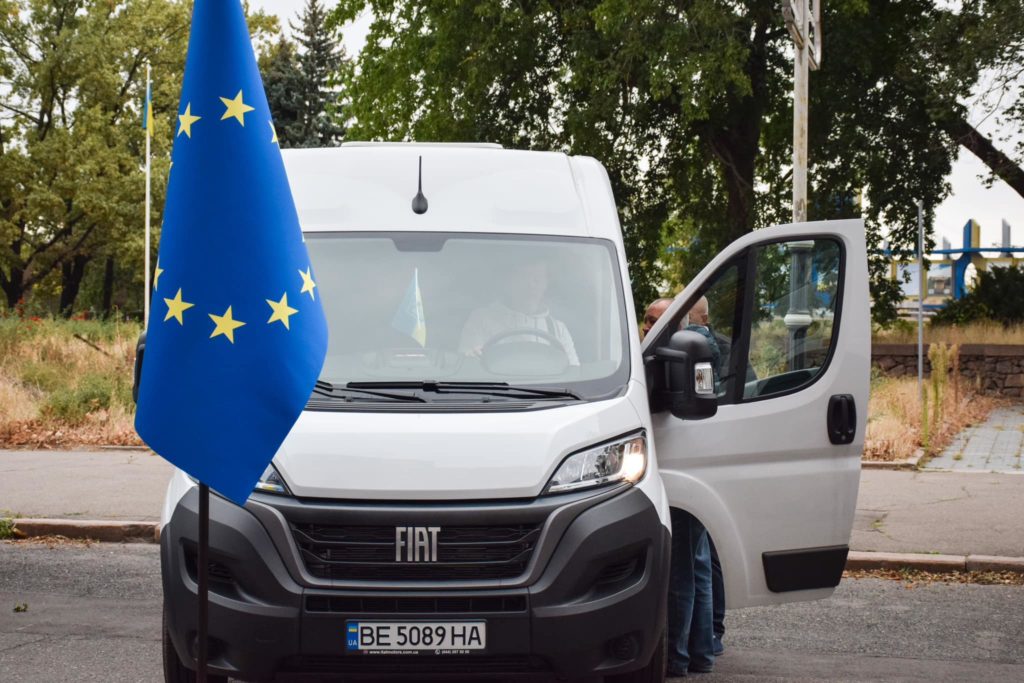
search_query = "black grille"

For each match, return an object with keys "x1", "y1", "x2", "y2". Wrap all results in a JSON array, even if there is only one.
[
  {"x1": 595, "y1": 554, "x2": 643, "y2": 587},
  {"x1": 183, "y1": 547, "x2": 235, "y2": 586},
  {"x1": 291, "y1": 523, "x2": 541, "y2": 581},
  {"x1": 305, "y1": 594, "x2": 527, "y2": 614}
]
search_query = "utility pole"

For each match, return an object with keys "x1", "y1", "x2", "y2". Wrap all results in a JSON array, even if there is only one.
[
  {"x1": 781, "y1": 2, "x2": 822, "y2": 369},
  {"x1": 782, "y1": 0, "x2": 822, "y2": 223},
  {"x1": 917, "y1": 200, "x2": 925, "y2": 401},
  {"x1": 144, "y1": 62, "x2": 152, "y2": 327}
]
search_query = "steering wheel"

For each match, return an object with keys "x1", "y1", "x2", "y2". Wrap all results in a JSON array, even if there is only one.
[{"x1": 479, "y1": 327, "x2": 569, "y2": 361}]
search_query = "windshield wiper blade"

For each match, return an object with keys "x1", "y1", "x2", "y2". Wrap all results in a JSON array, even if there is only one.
[
  {"x1": 313, "y1": 380, "x2": 427, "y2": 403},
  {"x1": 347, "y1": 381, "x2": 582, "y2": 401}
]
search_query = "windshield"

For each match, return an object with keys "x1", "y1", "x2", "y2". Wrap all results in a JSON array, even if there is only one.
[{"x1": 305, "y1": 232, "x2": 630, "y2": 401}]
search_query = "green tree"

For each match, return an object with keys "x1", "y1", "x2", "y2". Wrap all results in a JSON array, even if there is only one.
[
  {"x1": 0, "y1": 0, "x2": 189, "y2": 314},
  {"x1": 288, "y1": 0, "x2": 347, "y2": 147},
  {"x1": 908, "y1": 0, "x2": 1024, "y2": 200},
  {"x1": 330, "y1": 0, "x2": 1017, "y2": 320},
  {"x1": 260, "y1": 37, "x2": 306, "y2": 147},
  {"x1": 0, "y1": 0, "x2": 282, "y2": 315},
  {"x1": 932, "y1": 264, "x2": 1024, "y2": 327}
]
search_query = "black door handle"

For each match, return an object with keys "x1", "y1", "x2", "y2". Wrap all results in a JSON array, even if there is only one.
[{"x1": 827, "y1": 394, "x2": 856, "y2": 445}]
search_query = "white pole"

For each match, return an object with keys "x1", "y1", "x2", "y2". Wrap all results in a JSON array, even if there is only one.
[
  {"x1": 917, "y1": 199, "x2": 925, "y2": 399},
  {"x1": 792, "y1": 6, "x2": 808, "y2": 223},
  {"x1": 144, "y1": 63, "x2": 152, "y2": 327}
]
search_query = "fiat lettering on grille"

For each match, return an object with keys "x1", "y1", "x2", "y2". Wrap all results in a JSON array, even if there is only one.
[{"x1": 394, "y1": 526, "x2": 441, "y2": 562}]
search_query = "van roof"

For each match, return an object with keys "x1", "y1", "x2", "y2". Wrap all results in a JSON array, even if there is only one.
[{"x1": 280, "y1": 144, "x2": 622, "y2": 240}]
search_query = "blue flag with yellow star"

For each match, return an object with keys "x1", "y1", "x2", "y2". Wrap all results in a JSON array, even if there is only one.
[{"x1": 135, "y1": 0, "x2": 327, "y2": 505}]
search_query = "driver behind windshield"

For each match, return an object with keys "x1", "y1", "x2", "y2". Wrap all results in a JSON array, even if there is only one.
[{"x1": 458, "y1": 259, "x2": 580, "y2": 366}]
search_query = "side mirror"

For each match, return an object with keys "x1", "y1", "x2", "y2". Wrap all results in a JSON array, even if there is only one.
[
  {"x1": 652, "y1": 330, "x2": 717, "y2": 420},
  {"x1": 132, "y1": 331, "x2": 147, "y2": 404}
]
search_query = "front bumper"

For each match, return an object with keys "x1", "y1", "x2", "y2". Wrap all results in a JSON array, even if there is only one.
[{"x1": 162, "y1": 485, "x2": 670, "y2": 681}]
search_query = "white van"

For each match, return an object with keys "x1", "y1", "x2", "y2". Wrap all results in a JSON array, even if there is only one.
[{"x1": 157, "y1": 143, "x2": 868, "y2": 682}]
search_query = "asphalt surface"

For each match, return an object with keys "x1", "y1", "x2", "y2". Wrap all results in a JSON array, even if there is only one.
[
  {"x1": 2, "y1": 542, "x2": 1023, "y2": 682},
  {"x1": 852, "y1": 470, "x2": 1024, "y2": 557}
]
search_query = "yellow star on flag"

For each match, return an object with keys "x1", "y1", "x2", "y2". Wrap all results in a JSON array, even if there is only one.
[
  {"x1": 220, "y1": 90, "x2": 255, "y2": 126},
  {"x1": 270, "y1": 121, "x2": 279, "y2": 144},
  {"x1": 153, "y1": 260, "x2": 164, "y2": 291},
  {"x1": 163, "y1": 288, "x2": 194, "y2": 325},
  {"x1": 177, "y1": 103, "x2": 201, "y2": 138},
  {"x1": 298, "y1": 267, "x2": 317, "y2": 300},
  {"x1": 266, "y1": 293, "x2": 298, "y2": 329},
  {"x1": 209, "y1": 306, "x2": 246, "y2": 343}
]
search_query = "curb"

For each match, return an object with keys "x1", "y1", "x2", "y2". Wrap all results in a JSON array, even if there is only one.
[
  {"x1": 10, "y1": 518, "x2": 159, "y2": 544},
  {"x1": 861, "y1": 449, "x2": 924, "y2": 471},
  {"x1": 846, "y1": 550, "x2": 1024, "y2": 574}
]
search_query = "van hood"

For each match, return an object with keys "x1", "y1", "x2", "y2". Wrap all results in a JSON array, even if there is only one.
[{"x1": 274, "y1": 394, "x2": 644, "y2": 501}]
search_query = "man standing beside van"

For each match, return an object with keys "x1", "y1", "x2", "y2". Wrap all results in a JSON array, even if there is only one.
[
  {"x1": 643, "y1": 296, "x2": 722, "y2": 673},
  {"x1": 642, "y1": 298, "x2": 673, "y2": 338}
]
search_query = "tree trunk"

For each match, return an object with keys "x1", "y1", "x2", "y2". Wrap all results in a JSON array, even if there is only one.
[
  {"x1": 101, "y1": 256, "x2": 115, "y2": 318},
  {"x1": 1, "y1": 265, "x2": 26, "y2": 310},
  {"x1": 59, "y1": 254, "x2": 90, "y2": 317},
  {"x1": 717, "y1": 133, "x2": 759, "y2": 244},
  {"x1": 698, "y1": 13, "x2": 769, "y2": 247},
  {"x1": 941, "y1": 116, "x2": 1024, "y2": 199}
]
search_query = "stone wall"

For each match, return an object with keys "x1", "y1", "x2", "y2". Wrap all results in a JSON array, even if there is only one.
[{"x1": 872, "y1": 343, "x2": 1024, "y2": 397}]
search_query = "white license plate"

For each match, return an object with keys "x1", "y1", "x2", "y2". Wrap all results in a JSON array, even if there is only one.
[{"x1": 346, "y1": 621, "x2": 486, "y2": 653}]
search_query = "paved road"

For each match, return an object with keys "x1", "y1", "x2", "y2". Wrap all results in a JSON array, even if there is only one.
[
  {"x1": 2, "y1": 543, "x2": 1023, "y2": 682},
  {"x1": 853, "y1": 469, "x2": 1024, "y2": 557}
]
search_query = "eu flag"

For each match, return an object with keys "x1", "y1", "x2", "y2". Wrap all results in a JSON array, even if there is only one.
[{"x1": 135, "y1": 0, "x2": 328, "y2": 505}]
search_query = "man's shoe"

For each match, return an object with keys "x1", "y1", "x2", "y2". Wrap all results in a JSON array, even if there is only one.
[
  {"x1": 688, "y1": 664, "x2": 714, "y2": 674},
  {"x1": 713, "y1": 635, "x2": 725, "y2": 656}
]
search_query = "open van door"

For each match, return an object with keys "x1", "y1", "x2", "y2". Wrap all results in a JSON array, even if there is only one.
[{"x1": 642, "y1": 219, "x2": 869, "y2": 608}]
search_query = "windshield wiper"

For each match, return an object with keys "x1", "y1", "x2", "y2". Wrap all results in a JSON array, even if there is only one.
[
  {"x1": 313, "y1": 380, "x2": 427, "y2": 403},
  {"x1": 347, "y1": 381, "x2": 583, "y2": 401}
]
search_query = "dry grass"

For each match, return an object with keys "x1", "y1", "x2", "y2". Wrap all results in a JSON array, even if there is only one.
[
  {"x1": 844, "y1": 568, "x2": 1024, "y2": 586},
  {"x1": 0, "y1": 319, "x2": 143, "y2": 448},
  {"x1": 864, "y1": 374, "x2": 996, "y2": 462},
  {"x1": 2, "y1": 535, "x2": 99, "y2": 548},
  {"x1": 874, "y1": 321, "x2": 1024, "y2": 346}
]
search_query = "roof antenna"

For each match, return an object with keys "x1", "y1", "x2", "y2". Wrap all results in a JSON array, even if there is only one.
[{"x1": 411, "y1": 156, "x2": 428, "y2": 215}]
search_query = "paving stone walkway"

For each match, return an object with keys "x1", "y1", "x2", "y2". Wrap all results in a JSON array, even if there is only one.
[{"x1": 925, "y1": 405, "x2": 1024, "y2": 472}]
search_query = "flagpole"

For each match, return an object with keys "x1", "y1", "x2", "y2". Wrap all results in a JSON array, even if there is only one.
[
  {"x1": 197, "y1": 483, "x2": 210, "y2": 683},
  {"x1": 144, "y1": 62, "x2": 152, "y2": 327}
]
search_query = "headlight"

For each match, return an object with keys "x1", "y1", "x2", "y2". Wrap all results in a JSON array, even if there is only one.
[
  {"x1": 546, "y1": 433, "x2": 647, "y2": 494},
  {"x1": 254, "y1": 463, "x2": 290, "y2": 495}
]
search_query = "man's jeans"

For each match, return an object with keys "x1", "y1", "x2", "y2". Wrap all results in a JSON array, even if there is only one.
[
  {"x1": 709, "y1": 537, "x2": 725, "y2": 655},
  {"x1": 667, "y1": 508, "x2": 715, "y2": 673}
]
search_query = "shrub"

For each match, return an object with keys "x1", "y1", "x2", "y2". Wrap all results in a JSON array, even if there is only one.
[
  {"x1": 932, "y1": 265, "x2": 1024, "y2": 327},
  {"x1": 42, "y1": 374, "x2": 114, "y2": 424},
  {"x1": 18, "y1": 362, "x2": 65, "y2": 394}
]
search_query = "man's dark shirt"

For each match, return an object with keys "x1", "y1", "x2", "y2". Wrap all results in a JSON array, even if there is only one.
[{"x1": 685, "y1": 324, "x2": 722, "y2": 382}]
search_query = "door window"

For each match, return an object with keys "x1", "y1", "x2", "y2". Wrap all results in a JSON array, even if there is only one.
[
  {"x1": 687, "y1": 265, "x2": 741, "y2": 399},
  {"x1": 743, "y1": 239, "x2": 842, "y2": 399}
]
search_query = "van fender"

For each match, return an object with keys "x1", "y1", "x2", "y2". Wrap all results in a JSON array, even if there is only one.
[{"x1": 659, "y1": 469, "x2": 754, "y2": 609}]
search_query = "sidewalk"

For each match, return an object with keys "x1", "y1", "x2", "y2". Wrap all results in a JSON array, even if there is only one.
[
  {"x1": 924, "y1": 405, "x2": 1024, "y2": 473},
  {"x1": 2, "y1": 449, "x2": 1024, "y2": 560},
  {"x1": 0, "y1": 449, "x2": 171, "y2": 522}
]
